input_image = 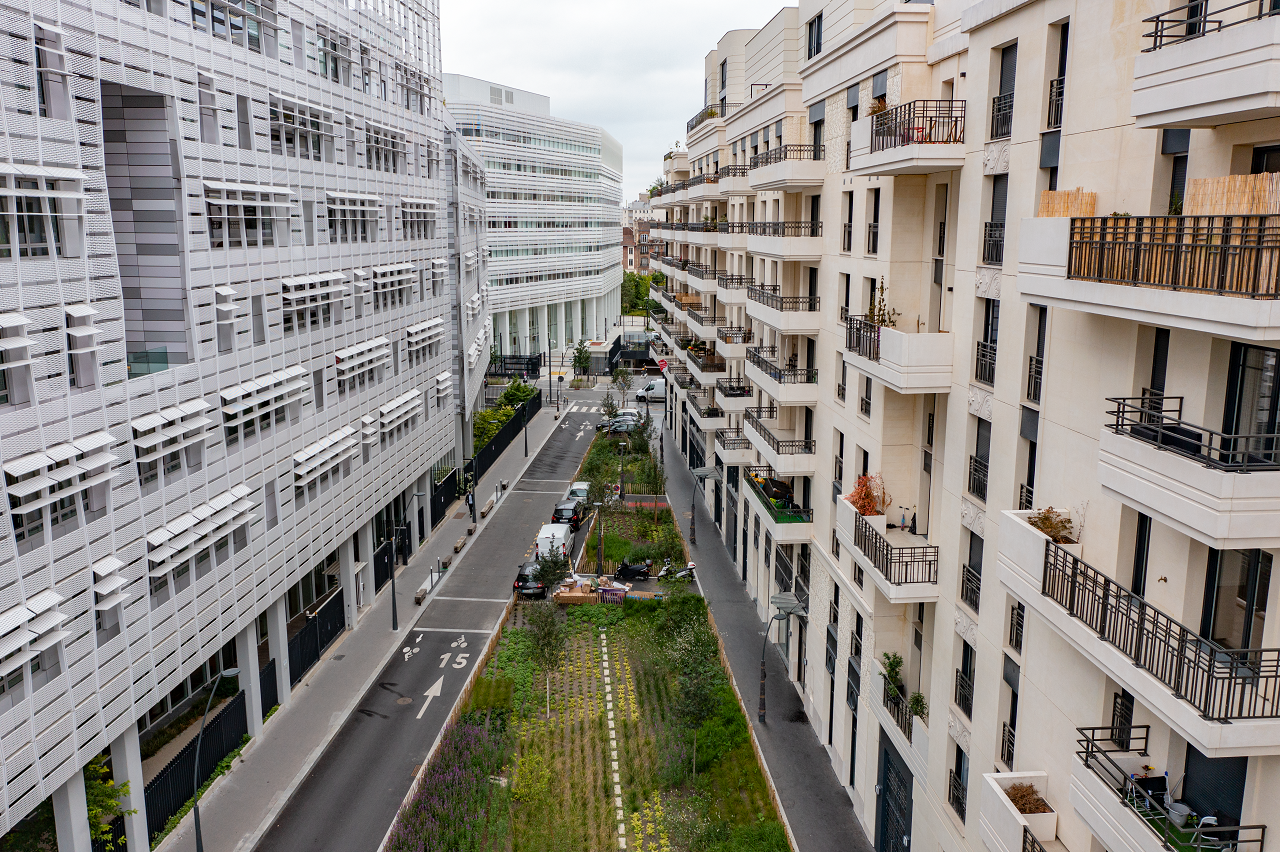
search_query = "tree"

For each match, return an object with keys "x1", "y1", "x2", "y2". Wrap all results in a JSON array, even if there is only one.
[
  {"x1": 526, "y1": 601, "x2": 566, "y2": 717},
  {"x1": 601, "y1": 389, "x2": 618, "y2": 419},
  {"x1": 533, "y1": 549, "x2": 571, "y2": 591},
  {"x1": 651, "y1": 270, "x2": 667, "y2": 286},
  {"x1": 572, "y1": 339, "x2": 591, "y2": 375},
  {"x1": 1, "y1": 757, "x2": 134, "y2": 852},
  {"x1": 611, "y1": 368, "x2": 633, "y2": 398}
]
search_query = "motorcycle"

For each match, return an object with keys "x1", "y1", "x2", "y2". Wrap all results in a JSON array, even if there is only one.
[
  {"x1": 657, "y1": 560, "x2": 696, "y2": 581},
  {"x1": 613, "y1": 560, "x2": 651, "y2": 582}
]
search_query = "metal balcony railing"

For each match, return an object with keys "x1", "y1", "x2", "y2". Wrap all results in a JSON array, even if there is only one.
[
  {"x1": 961, "y1": 563, "x2": 982, "y2": 613},
  {"x1": 883, "y1": 685, "x2": 913, "y2": 741},
  {"x1": 976, "y1": 341, "x2": 997, "y2": 386},
  {"x1": 859, "y1": 394, "x2": 872, "y2": 417},
  {"x1": 983, "y1": 221, "x2": 1005, "y2": 265},
  {"x1": 1010, "y1": 602, "x2": 1025, "y2": 652},
  {"x1": 687, "y1": 102, "x2": 741, "y2": 132},
  {"x1": 948, "y1": 770, "x2": 968, "y2": 823},
  {"x1": 991, "y1": 92, "x2": 1014, "y2": 140},
  {"x1": 954, "y1": 668, "x2": 974, "y2": 718},
  {"x1": 716, "y1": 325, "x2": 753, "y2": 344},
  {"x1": 745, "y1": 466, "x2": 813, "y2": 524},
  {"x1": 1142, "y1": 0, "x2": 1280, "y2": 51},
  {"x1": 716, "y1": 427, "x2": 753, "y2": 451},
  {"x1": 849, "y1": 509, "x2": 939, "y2": 585},
  {"x1": 843, "y1": 222, "x2": 853, "y2": 252},
  {"x1": 749, "y1": 144, "x2": 825, "y2": 168},
  {"x1": 718, "y1": 164, "x2": 750, "y2": 178},
  {"x1": 1023, "y1": 826, "x2": 1049, "y2": 852},
  {"x1": 1108, "y1": 393, "x2": 1280, "y2": 471},
  {"x1": 687, "y1": 263, "x2": 715, "y2": 280},
  {"x1": 745, "y1": 406, "x2": 815, "y2": 455},
  {"x1": 1018, "y1": 483, "x2": 1034, "y2": 511},
  {"x1": 1027, "y1": 354, "x2": 1043, "y2": 403},
  {"x1": 968, "y1": 455, "x2": 989, "y2": 502},
  {"x1": 715, "y1": 376, "x2": 753, "y2": 399},
  {"x1": 687, "y1": 349, "x2": 727, "y2": 374},
  {"x1": 747, "y1": 286, "x2": 820, "y2": 313},
  {"x1": 866, "y1": 222, "x2": 880, "y2": 254},
  {"x1": 688, "y1": 391, "x2": 723, "y2": 419},
  {"x1": 836, "y1": 382, "x2": 846, "y2": 401},
  {"x1": 716, "y1": 221, "x2": 751, "y2": 234},
  {"x1": 1047, "y1": 77, "x2": 1065, "y2": 129},
  {"x1": 1077, "y1": 726, "x2": 1267, "y2": 852},
  {"x1": 1002, "y1": 722, "x2": 1016, "y2": 767},
  {"x1": 716, "y1": 273, "x2": 754, "y2": 289},
  {"x1": 1067, "y1": 215, "x2": 1280, "y2": 298},
  {"x1": 686, "y1": 306, "x2": 721, "y2": 326},
  {"x1": 871, "y1": 99, "x2": 966, "y2": 152},
  {"x1": 747, "y1": 347, "x2": 819, "y2": 384},
  {"x1": 846, "y1": 315, "x2": 881, "y2": 362},
  {"x1": 669, "y1": 368, "x2": 695, "y2": 389},
  {"x1": 1045, "y1": 540, "x2": 1280, "y2": 719},
  {"x1": 747, "y1": 221, "x2": 823, "y2": 237}
]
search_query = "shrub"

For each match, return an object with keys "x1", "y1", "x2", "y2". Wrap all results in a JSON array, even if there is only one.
[
  {"x1": 498, "y1": 377, "x2": 538, "y2": 407},
  {"x1": 1005, "y1": 782, "x2": 1053, "y2": 814},
  {"x1": 848, "y1": 473, "x2": 891, "y2": 516},
  {"x1": 908, "y1": 692, "x2": 929, "y2": 720},
  {"x1": 1028, "y1": 507, "x2": 1075, "y2": 543}
]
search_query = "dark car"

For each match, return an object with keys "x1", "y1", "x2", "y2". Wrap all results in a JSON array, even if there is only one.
[
  {"x1": 595, "y1": 413, "x2": 639, "y2": 431},
  {"x1": 513, "y1": 562, "x2": 547, "y2": 598},
  {"x1": 552, "y1": 499, "x2": 582, "y2": 530},
  {"x1": 606, "y1": 419, "x2": 641, "y2": 435}
]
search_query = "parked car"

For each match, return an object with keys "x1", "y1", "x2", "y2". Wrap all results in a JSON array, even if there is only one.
[
  {"x1": 606, "y1": 420, "x2": 641, "y2": 434},
  {"x1": 596, "y1": 414, "x2": 639, "y2": 432},
  {"x1": 552, "y1": 499, "x2": 583, "y2": 530},
  {"x1": 513, "y1": 562, "x2": 547, "y2": 598},
  {"x1": 635, "y1": 378, "x2": 666, "y2": 401},
  {"x1": 534, "y1": 523, "x2": 573, "y2": 559},
  {"x1": 566, "y1": 481, "x2": 590, "y2": 501}
]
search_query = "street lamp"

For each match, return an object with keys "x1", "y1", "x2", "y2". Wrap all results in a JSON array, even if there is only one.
[
  {"x1": 594, "y1": 501, "x2": 604, "y2": 576},
  {"x1": 413, "y1": 491, "x2": 427, "y2": 548},
  {"x1": 193, "y1": 667, "x2": 240, "y2": 852},
  {"x1": 759, "y1": 593, "x2": 803, "y2": 725},
  {"x1": 689, "y1": 467, "x2": 716, "y2": 547}
]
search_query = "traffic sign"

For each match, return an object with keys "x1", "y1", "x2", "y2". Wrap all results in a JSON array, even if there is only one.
[{"x1": 658, "y1": 359, "x2": 668, "y2": 370}]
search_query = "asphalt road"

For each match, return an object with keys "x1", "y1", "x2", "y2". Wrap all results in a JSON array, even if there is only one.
[{"x1": 252, "y1": 393, "x2": 605, "y2": 852}]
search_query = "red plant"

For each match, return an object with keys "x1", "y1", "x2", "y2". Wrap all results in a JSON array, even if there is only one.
[{"x1": 847, "y1": 474, "x2": 890, "y2": 517}]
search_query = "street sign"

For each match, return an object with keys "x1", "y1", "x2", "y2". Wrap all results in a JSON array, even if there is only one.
[{"x1": 658, "y1": 359, "x2": 668, "y2": 370}]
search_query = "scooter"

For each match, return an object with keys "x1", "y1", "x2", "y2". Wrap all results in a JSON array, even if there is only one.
[
  {"x1": 657, "y1": 560, "x2": 696, "y2": 581},
  {"x1": 613, "y1": 560, "x2": 651, "y2": 582}
]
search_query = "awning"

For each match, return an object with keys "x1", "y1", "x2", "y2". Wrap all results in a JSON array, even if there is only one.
[{"x1": 203, "y1": 179, "x2": 294, "y2": 196}]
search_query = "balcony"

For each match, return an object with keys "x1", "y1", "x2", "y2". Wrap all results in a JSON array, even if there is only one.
[
  {"x1": 997, "y1": 509, "x2": 1280, "y2": 753},
  {"x1": 718, "y1": 164, "x2": 751, "y2": 195},
  {"x1": 714, "y1": 376, "x2": 753, "y2": 412},
  {"x1": 884, "y1": 685, "x2": 914, "y2": 742},
  {"x1": 668, "y1": 366, "x2": 696, "y2": 390},
  {"x1": 949, "y1": 769, "x2": 969, "y2": 823},
  {"x1": 715, "y1": 325, "x2": 753, "y2": 356},
  {"x1": 688, "y1": 389, "x2": 726, "y2": 430},
  {"x1": 1027, "y1": 355, "x2": 1043, "y2": 403},
  {"x1": 744, "y1": 406, "x2": 815, "y2": 476},
  {"x1": 1073, "y1": 726, "x2": 1265, "y2": 852},
  {"x1": 991, "y1": 92, "x2": 1014, "y2": 140},
  {"x1": 1017, "y1": 217, "x2": 1280, "y2": 341},
  {"x1": 968, "y1": 455, "x2": 989, "y2": 502},
  {"x1": 745, "y1": 346, "x2": 820, "y2": 406},
  {"x1": 746, "y1": 221, "x2": 824, "y2": 262},
  {"x1": 715, "y1": 273, "x2": 753, "y2": 306},
  {"x1": 844, "y1": 316, "x2": 953, "y2": 395},
  {"x1": 1047, "y1": 77, "x2": 1065, "y2": 129},
  {"x1": 1098, "y1": 394, "x2": 1280, "y2": 549},
  {"x1": 686, "y1": 348, "x2": 727, "y2": 384},
  {"x1": 744, "y1": 466, "x2": 813, "y2": 539},
  {"x1": 961, "y1": 563, "x2": 982, "y2": 613},
  {"x1": 835, "y1": 498, "x2": 939, "y2": 603},
  {"x1": 984, "y1": 221, "x2": 1006, "y2": 266},
  {"x1": 1000, "y1": 723, "x2": 1016, "y2": 768},
  {"x1": 847, "y1": 100, "x2": 967, "y2": 177},
  {"x1": 954, "y1": 668, "x2": 974, "y2": 719},
  {"x1": 715, "y1": 427, "x2": 755, "y2": 464},
  {"x1": 686, "y1": 306, "x2": 725, "y2": 339},
  {"x1": 662, "y1": 150, "x2": 688, "y2": 178},
  {"x1": 748, "y1": 144, "x2": 827, "y2": 191},
  {"x1": 976, "y1": 341, "x2": 997, "y2": 386},
  {"x1": 685, "y1": 224, "x2": 718, "y2": 248},
  {"x1": 745, "y1": 285, "x2": 821, "y2": 334},
  {"x1": 979, "y1": 773, "x2": 1060, "y2": 852},
  {"x1": 1133, "y1": 1, "x2": 1280, "y2": 127},
  {"x1": 716, "y1": 220, "x2": 750, "y2": 251}
]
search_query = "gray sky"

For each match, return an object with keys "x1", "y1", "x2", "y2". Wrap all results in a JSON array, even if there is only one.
[{"x1": 441, "y1": 0, "x2": 789, "y2": 204}]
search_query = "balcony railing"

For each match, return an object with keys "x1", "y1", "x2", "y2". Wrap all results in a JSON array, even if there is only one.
[
  {"x1": 1076, "y1": 726, "x2": 1267, "y2": 852},
  {"x1": 836, "y1": 382, "x2": 846, "y2": 401},
  {"x1": 983, "y1": 221, "x2": 1006, "y2": 265},
  {"x1": 747, "y1": 286, "x2": 820, "y2": 313},
  {"x1": 688, "y1": 102, "x2": 741, "y2": 132},
  {"x1": 961, "y1": 563, "x2": 982, "y2": 613},
  {"x1": 669, "y1": 368, "x2": 695, "y2": 389},
  {"x1": 686, "y1": 307, "x2": 725, "y2": 327},
  {"x1": 1047, "y1": 77, "x2": 1065, "y2": 129},
  {"x1": 749, "y1": 144, "x2": 825, "y2": 168},
  {"x1": 1010, "y1": 602, "x2": 1025, "y2": 652},
  {"x1": 883, "y1": 685, "x2": 913, "y2": 741},
  {"x1": 745, "y1": 406, "x2": 815, "y2": 455},
  {"x1": 871, "y1": 99, "x2": 966, "y2": 152},
  {"x1": 1027, "y1": 355, "x2": 1043, "y2": 403},
  {"x1": 948, "y1": 770, "x2": 968, "y2": 823},
  {"x1": 1001, "y1": 722, "x2": 1016, "y2": 767},
  {"x1": 866, "y1": 222, "x2": 879, "y2": 254},
  {"x1": 718, "y1": 164, "x2": 750, "y2": 178},
  {"x1": 686, "y1": 174, "x2": 717, "y2": 190},
  {"x1": 716, "y1": 273, "x2": 754, "y2": 289},
  {"x1": 747, "y1": 221, "x2": 823, "y2": 237},
  {"x1": 715, "y1": 376, "x2": 753, "y2": 399},
  {"x1": 954, "y1": 668, "x2": 974, "y2": 718},
  {"x1": 843, "y1": 221, "x2": 853, "y2": 252},
  {"x1": 859, "y1": 394, "x2": 872, "y2": 416},
  {"x1": 1023, "y1": 826, "x2": 1048, "y2": 852},
  {"x1": 1018, "y1": 483, "x2": 1034, "y2": 511},
  {"x1": 716, "y1": 325, "x2": 753, "y2": 344},
  {"x1": 716, "y1": 221, "x2": 751, "y2": 234},
  {"x1": 716, "y1": 428, "x2": 753, "y2": 451},
  {"x1": 687, "y1": 263, "x2": 716, "y2": 280},
  {"x1": 1108, "y1": 394, "x2": 1280, "y2": 471},
  {"x1": 745, "y1": 466, "x2": 814, "y2": 524},
  {"x1": 687, "y1": 349, "x2": 727, "y2": 374},
  {"x1": 991, "y1": 92, "x2": 1014, "y2": 140},
  {"x1": 846, "y1": 315, "x2": 881, "y2": 362},
  {"x1": 747, "y1": 347, "x2": 819, "y2": 383},
  {"x1": 1142, "y1": 0, "x2": 1280, "y2": 51},
  {"x1": 968, "y1": 455, "x2": 989, "y2": 502},
  {"x1": 976, "y1": 341, "x2": 997, "y2": 386},
  {"x1": 1044, "y1": 539, "x2": 1280, "y2": 719},
  {"x1": 849, "y1": 508, "x2": 939, "y2": 585},
  {"x1": 688, "y1": 391, "x2": 723, "y2": 419},
  {"x1": 1067, "y1": 215, "x2": 1280, "y2": 299}
]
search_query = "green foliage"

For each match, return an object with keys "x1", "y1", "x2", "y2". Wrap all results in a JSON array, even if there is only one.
[
  {"x1": 611, "y1": 368, "x2": 634, "y2": 396},
  {"x1": 0, "y1": 754, "x2": 136, "y2": 852},
  {"x1": 151, "y1": 735, "x2": 252, "y2": 849},
  {"x1": 497, "y1": 377, "x2": 538, "y2": 407},
  {"x1": 881, "y1": 651, "x2": 905, "y2": 697},
  {"x1": 587, "y1": 530, "x2": 632, "y2": 562},
  {"x1": 651, "y1": 270, "x2": 667, "y2": 285},
  {"x1": 473, "y1": 405, "x2": 514, "y2": 450},
  {"x1": 909, "y1": 691, "x2": 929, "y2": 720},
  {"x1": 675, "y1": 659, "x2": 722, "y2": 732},
  {"x1": 467, "y1": 677, "x2": 513, "y2": 712},
  {"x1": 601, "y1": 389, "x2": 618, "y2": 419},
  {"x1": 632, "y1": 453, "x2": 666, "y2": 495},
  {"x1": 572, "y1": 338, "x2": 591, "y2": 374},
  {"x1": 525, "y1": 601, "x2": 566, "y2": 677},
  {"x1": 533, "y1": 550, "x2": 570, "y2": 590},
  {"x1": 702, "y1": 820, "x2": 790, "y2": 852},
  {"x1": 511, "y1": 752, "x2": 551, "y2": 803},
  {"x1": 487, "y1": 628, "x2": 537, "y2": 712}
]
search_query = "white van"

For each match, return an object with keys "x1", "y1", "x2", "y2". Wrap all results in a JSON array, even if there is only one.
[
  {"x1": 534, "y1": 523, "x2": 573, "y2": 560},
  {"x1": 636, "y1": 378, "x2": 666, "y2": 402}
]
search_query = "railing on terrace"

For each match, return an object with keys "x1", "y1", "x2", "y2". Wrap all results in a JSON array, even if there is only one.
[
  {"x1": 749, "y1": 144, "x2": 826, "y2": 168},
  {"x1": 688, "y1": 391, "x2": 723, "y2": 419},
  {"x1": 976, "y1": 341, "x2": 997, "y2": 386},
  {"x1": 747, "y1": 347, "x2": 819, "y2": 384},
  {"x1": 871, "y1": 100, "x2": 966, "y2": 152},
  {"x1": 955, "y1": 668, "x2": 974, "y2": 718},
  {"x1": 968, "y1": 455, "x2": 989, "y2": 501},
  {"x1": 719, "y1": 164, "x2": 750, "y2": 178},
  {"x1": 687, "y1": 350, "x2": 727, "y2": 373},
  {"x1": 716, "y1": 376, "x2": 753, "y2": 399},
  {"x1": 1067, "y1": 215, "x2": 1280, "y2": 298},
  {"x1": 1002, "y1": 722, "x2": 1016, "y2": 767},
  {"x1": 991, "y1": 92, "x2": 1014, "y2": 140},
  {"x1": 1076, "y1": 726, "x2": 1267, "y2": 852},
  {"x1": 747, "y1": 286, "x2": 820, "y2": 313},
  {"x1": 849, "y1": 509, "x2": 939, "y2": 585},
  {"x1": 716, "y1": 221, "x2": 751, "y2": 234},
  {"x1": 687, "y1": 307, "x2": 725, "y2": 327},
  {"x1": 747, "y1": 221, "x2": 823, "y2": 237},
  {"x1": 673, "y1": 336, "x2": 693, "y2": 352},
  {"x1": 745, "y1": 406, "x2": 815, "y2": 455},
  {"x1": 883, "y1": 685, "x2": 913, "y2": 741},
  {"x1": 983, "y1": 221, "x2": 1006, "y2": 265},
  {"x1": 846, "y1": 315, "x2": 882, "y2": 362},
  {"x1": 687, "y1": 263, "x2": 716, "y2": 280},
  {"x1": 1107, "y1": 394, "x2": 1280, "y2": 470},
  {"x1": 716, "y1": 273, "x2": 754, "y2": 289},
  {"x1": 688, "y1": 102, "x2": 741, "y2": 132},
  {"x1": 1023, "y1": 826, "x2": 1048, "y2": 852},
  {"x1": 1027, "y1": 354, "x2": 1044, "y2": 403},
  {"x1": 961, "y1": 563, "x2": 982, "y2": 612},
  {"x1": 1142, "y1": 0, "x2": 1280, "y2": 51},
  {"x1": 1044, "y1": 539, "x2": 1280, "y2": 719},
  {"x1": 716, "y1": 428, "x2": 753, "y2": 451},
  {"x1": 669, "y1": 368, "x2": 695, "y2": 389},
  {"x1": 745, "y1": 465, "x2": 813, "y2": 523},
  {"x1": 1047, "y1": 77, "x2": 1065, "y2": 129},
  {"x1": 717, "y1": 326, "x2": 753, "y2": 344}
]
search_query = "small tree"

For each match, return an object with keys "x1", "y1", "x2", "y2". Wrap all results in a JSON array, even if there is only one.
[
  {"x1": 526, "y1": 601, "x2": 566, "y2": 717},
  {"x1": 651, "y1": 270, "x2": 667, "y2": 286},
  {"x1": 533, "y1": 549, "x2": 571, "y2": 591},
  {"x1": 601, "y1": 389, "x2": 619, "y2": 419},
  {"x1": 611, "y1": 368, "x2": 633, "y2": 399},
  {"x1": 572, "y1": 339, "x2": 591, "y2": 374}
]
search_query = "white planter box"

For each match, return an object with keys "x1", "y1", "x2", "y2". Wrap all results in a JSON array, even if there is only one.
[{"x1": 979, "y1": 771, "x2": 1056, "y2": 852}]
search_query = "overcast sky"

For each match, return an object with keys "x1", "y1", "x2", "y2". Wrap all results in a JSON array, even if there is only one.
[{"x1": 441, "y1": 0, "x2": 790, "y2": 204}]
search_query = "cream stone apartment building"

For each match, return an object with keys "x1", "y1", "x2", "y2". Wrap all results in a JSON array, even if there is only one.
[{"x1": 649, "y1": 2, "x2": 1280, "y2": 852}]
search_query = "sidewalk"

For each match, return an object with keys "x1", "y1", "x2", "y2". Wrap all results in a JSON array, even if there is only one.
[
  {"x1": 662, "y1": 426, "x2": 873, "y2": 852},
  {"x1": 157, "y1": 405, "x2": 564, "y2": 852}
]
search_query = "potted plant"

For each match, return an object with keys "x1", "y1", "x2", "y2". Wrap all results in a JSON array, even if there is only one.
[
  {"x1": 1004, "y1": 781, "x2": 1056, "y2": 841},
  {"x1": 847, "y1": 474, "x2": 891, "y2": 535},
  {"x1": 1027, "y1": 507, "x2": 1082, "y2": 556},
  {"x1": 880, "y1": 652, "x2": 905, "y2": 699}
]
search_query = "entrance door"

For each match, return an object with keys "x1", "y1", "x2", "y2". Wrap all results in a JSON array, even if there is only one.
[{"x1": 877, "y1": 730, "x2": 913, "y2": 852}]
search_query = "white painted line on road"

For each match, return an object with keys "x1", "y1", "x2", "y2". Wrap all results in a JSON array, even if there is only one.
[
  {"x1": 433, "y1": 596, "x2": 510, "y2": 603},
  {"x1": 512, "y1": 490, "x2": 567, "y2": 495},
  {"x1": 412, "y1": 627, "x2": 495, "y2": 633},
  {"x1": 520, "y1": 478, "x2": 571, "y2": 482}
]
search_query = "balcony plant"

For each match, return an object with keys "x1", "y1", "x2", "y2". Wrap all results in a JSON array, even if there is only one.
[
  {"x1": 848, "y1": 473, "x2": 892, "y2": 517},
  {"x1": 1027, "y1": 507, "x2": 1075, "y2": 544},
  {"x1": 868, "y1": 277, "x2": 901, "y2": 329},
  {"x1": 908, "y1": 692, "x2": 929, "y2": 722},
  {"x1": 1005, "y1": 783, "x2": 1051, "y2": 815},
  {"x1": 880, "y1": 651, "x2": 905, "y2": 698}
]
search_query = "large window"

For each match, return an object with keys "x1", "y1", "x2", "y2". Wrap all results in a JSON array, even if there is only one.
[
  {"x1": 366, "y1": 125, "x2": 404, "y2": 173},
  {"x1": 806, "y1": 13, "x2": 823, "y2": 59},
  {"x1": 206, "y1": 183, "x2": 292, "y2": 249},
  {"x1": 191, "y1": 0, "x2": 278, "y2": 54},
  {"x1": 326, "y1": 194, "x2": 379, "y2": 243},
  {"x1": 269, "y1": 97, "x2": 335, "y2": 162}
]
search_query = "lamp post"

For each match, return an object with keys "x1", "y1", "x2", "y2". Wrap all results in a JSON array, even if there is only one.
[
  {"x1": 193, "y1": 667, "x2": 240, "y2": 852},
  {"x1": 759, "y1": 592, "x2": 801, "y2": 725},
  {"x1": 413, "y1": 491, "x2": 427, "y2": 547},
  {"x1": 594, "y1": 501, "x2": 604, "y2": 576}
]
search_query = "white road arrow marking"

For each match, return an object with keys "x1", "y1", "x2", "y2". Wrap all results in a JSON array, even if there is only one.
[{"x1": 416, "y1": 675, "x2": 444, "y2": 719}]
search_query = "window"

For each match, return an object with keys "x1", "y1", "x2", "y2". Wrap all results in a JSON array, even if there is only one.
[
  {"x1": 34, "y1": 25, "x2": 70, "y2": 121},
  {"x1": 327, "y1": 194, "x2": 379, "y2": 243},
  {"x1": 335, "y1": 336, "x2": 389, "y2": 396},
  {"x1": 205, "y1": 182, "x2": 293, "y2": 249},
  {"x1": 236, "y1": 95, "x2": 253, "y2": 149},
  {"x1": 806, "y1": 12, "x2": 823, "y2": 59},
  {"x1": 66, "y1": 304, "x2": 99, "y2": 390},
  {"x1": 7, "y1": 432, "x2": 114, "y2": 552},
  {"x1": 265, "y1": 478, "x2": 278, "y2": 529},
  {"x1": 292, "y1": 427, "x2": 359, "y2": 505},
  {"x1": 366, "y1": 125, "x2": 405, "y2": 172},
  {"x1": 198, "y1": 76, "x2": 219, "y2": 144},
  {"x1": 401, "y1": 198, "x2": 436, "y2": 240},
  {"x1": 370, "y1": 263, "x2": 415, "y2": 312},
  {"x1": 221, "y1": 365, "x2": 307, "y2": 448},
  {"x1": 192, "y1": 0, "x2": 277, "y2": 53},
  {"x1": 719, "y1": 59, "x2": 727, "y2": 92},
  {"x1": 131, "y1": 400, "x2": 210, "y2": 489},
  {"x1": 269, "y1": 97, "x2": 335, "y2": 162}
]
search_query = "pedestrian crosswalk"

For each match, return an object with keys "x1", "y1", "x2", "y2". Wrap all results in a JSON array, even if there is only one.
[{"x1": 563, "y1": 404, "x2": 601, "y2": 414}]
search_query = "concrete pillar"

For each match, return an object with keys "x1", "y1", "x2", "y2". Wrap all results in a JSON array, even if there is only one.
[
  {"x1": 339, "y1": 534, "x2": 358, "y2": 630},
  {"x1": 357, "y1": 520, "x2": 375, "y2": 610},
  {"x1": 52, "y1": 767, "x2": 92, "y2": 852},
  {"x1": 516, "y1": 307, "x2": 530, "y2": 356},
  {"x1": 235, "y1": 625, "x2": 264, "y2": 736},
  {"x1": 109, "y1": 726, "x2": 149, "y2": 852},
  {"x1": 587, "y1": 297, "x2": 598, "y2": 341},
  {"x1": 266, "y1": 596, "x2": 291, "y2": 707}
]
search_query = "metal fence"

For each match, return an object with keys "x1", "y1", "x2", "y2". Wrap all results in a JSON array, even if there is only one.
[
  {"x1": 260, "y1": 659, "x2": 278, "y2": 718},
  {"x1": 1108, "y1": 393, "x2": 1280, "y2": 470},
  {"x1": 849, "y1": 509, "x2": 939, "y2": 585},
  {"x1": 871, "y1": 99, "x2": 965, "y2": 152},
  {"x1": 467, "y1": 389, "x2": 542, "y2": 484},
  {"x1": 288, "y1": 589, "x2": 346, "y2": 687},
  {"x1": 430, "y1": 467, "x2": 459, "y2": 529}
]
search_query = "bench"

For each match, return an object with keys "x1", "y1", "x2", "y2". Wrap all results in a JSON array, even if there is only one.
[
  {"x1": 480, "y1": 497, "x2": 495, "y2": 518},
  {"x1": 454, "y1": 536, "x2": 466, "y2": 553}
]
